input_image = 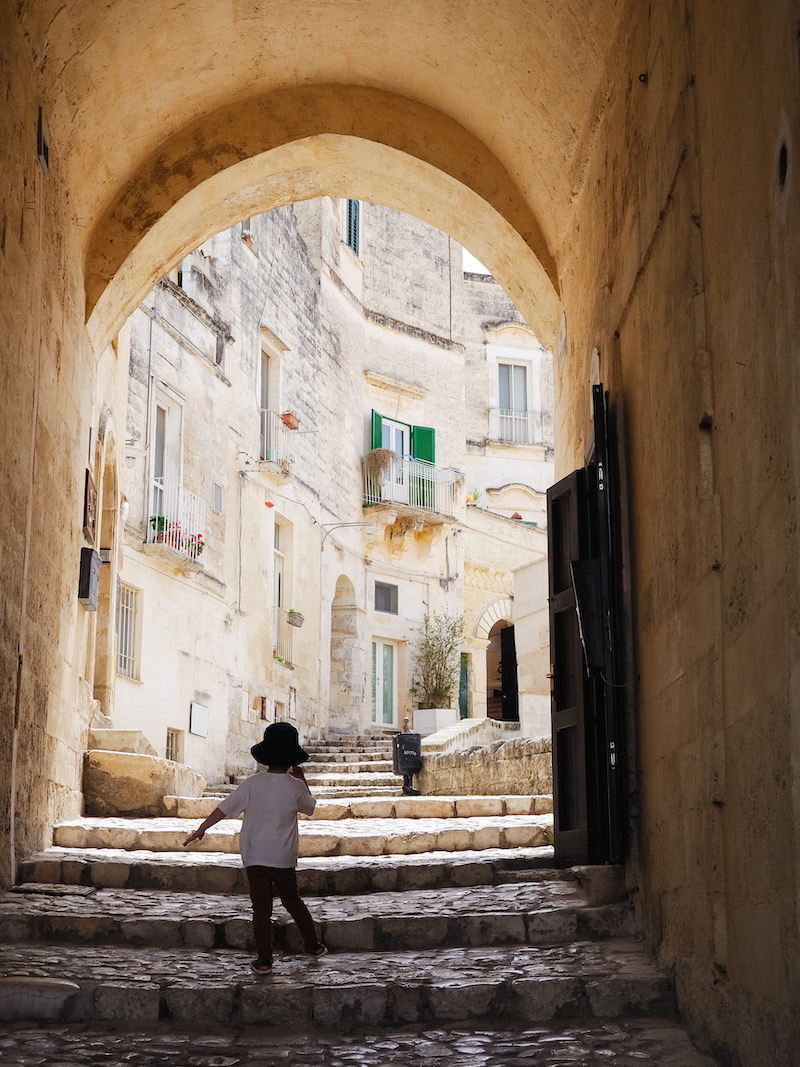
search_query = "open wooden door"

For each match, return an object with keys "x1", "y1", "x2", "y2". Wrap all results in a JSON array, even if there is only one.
[{"x1": 547, "y1": 385, "x2": 624, "y2": 866}]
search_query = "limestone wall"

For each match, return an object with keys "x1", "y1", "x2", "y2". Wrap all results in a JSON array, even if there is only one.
[
  {"x1": 417, "y1": 738, "x2": 552, "y2": 797},
  {"x1": 552, "y1": 3, "x2": 800, "y2": 1061}
]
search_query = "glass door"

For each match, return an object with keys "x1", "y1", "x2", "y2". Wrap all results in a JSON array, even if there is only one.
[
  {"x1": 380, "y1": 418, "x2": 410, "y2": 503},
  {"x1": 371, "y1": 639, "x2": 397, "y2": 725}
]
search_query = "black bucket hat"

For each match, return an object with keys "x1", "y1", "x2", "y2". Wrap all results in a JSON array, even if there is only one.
[{"x1": 251, "y1": 722, "x2": 309, "y2": 767}]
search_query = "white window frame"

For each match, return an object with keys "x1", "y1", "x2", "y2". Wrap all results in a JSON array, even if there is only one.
[
  {"x1": 116, "y1": 582, "x2": 142, "y2": 681},
  {"x1": 150, "y1": 382, "x2": 184, "y2": 518},
  {"x1": 486, "y1": 343, "x2": 542, "y2": 444},
  {"x1": 371, "y1": 638, "x2": 398, "y2": 726}
]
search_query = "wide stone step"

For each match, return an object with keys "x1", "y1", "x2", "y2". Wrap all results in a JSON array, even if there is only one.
[
  {"x1": 50, "y1": 814, "x2": 553, "y2": 858},
  {"x1": 0, "y1": 878, "x2": 634, "y2": 953},
  {"x1": 303, "y1": 760, "x2": 394, "y2": 773},
  {"x1": 165, "y1": 793, "x2": 554, "y2": 821},
  {"x1": 0, "y1": 939, "x2": 674, "y2": 1027},
  {"x1": 307, "y1": 785, "x2": 402, "y2": 798},
  {"x1": 303, "y1": 771, "x2": 400, "y2": 787},
  {"x1": 0, "y1": 1017, "x2": 724, "y2": 1064},
  {"x1": 18, "y1": 844, "x2": 559, "y2": 896},
  {"x1": 306, "y1": 751, "x2": 394, "y2": 763}
]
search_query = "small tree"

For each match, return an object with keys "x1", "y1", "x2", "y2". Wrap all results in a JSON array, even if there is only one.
[{"x1": 410, "y1": 611, "x2": 464, "y2": 708}]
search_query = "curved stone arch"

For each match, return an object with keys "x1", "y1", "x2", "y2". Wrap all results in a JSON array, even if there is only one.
[
  {"x1": 84, "y1": 86, "x2": 561, "y2": 352},
  {"x1": 484, "y1": 320, "x2": 543, "y2": 347},
  {"x1": 475, "y1": 597, "x2": 514, "y2": 640}
]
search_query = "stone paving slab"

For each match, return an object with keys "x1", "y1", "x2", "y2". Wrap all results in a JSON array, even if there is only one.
[
  {"x1": 0, "y1": 940, "x2": 675, "y2": 1027},
  {"x1": 165, "y1": 794, "x2": 554, "y2": 821},
  {"x1": 52, "y1": 814, "x2": 554, "y2": 858},
  {"x1": 304, "y1": 760, "x2": 395, "y2": 773},
  {"x1": 18, "y1": 845, "x2": 558, "y2": 896},
  {"x1": 0, "y1": 880, "x2": 634, "y2": 952},
  {"x1": 302, "y1": 771, "x2": 401, "y2": 786},
  {"x1": 0, "y1": 1018, "x2": 723, "y2": 1066}
]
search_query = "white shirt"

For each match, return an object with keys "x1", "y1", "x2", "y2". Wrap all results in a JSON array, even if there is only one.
[{"x1": 217, "y1": 770, "x2": 316, "y2": 868}]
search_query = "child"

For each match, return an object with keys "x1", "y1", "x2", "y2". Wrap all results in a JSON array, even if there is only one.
[{"x1": 183, "y1": 721, "x2": 326, "y2": 974}]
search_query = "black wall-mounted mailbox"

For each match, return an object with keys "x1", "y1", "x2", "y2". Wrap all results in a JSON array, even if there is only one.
[{"x1": 78, "y1": 546, "x2": 101, "y2": 610}]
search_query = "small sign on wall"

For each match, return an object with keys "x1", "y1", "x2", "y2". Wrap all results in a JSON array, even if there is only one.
[
  {"x1": 83, "y1": 469, "x2": 97, "y2": 544},
  {"x1": 190, "y1": 702, "x2": 209, "y2": 737}
]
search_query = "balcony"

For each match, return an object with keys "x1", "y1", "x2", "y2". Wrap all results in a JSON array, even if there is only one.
[
  {"x1": 363, "y1": 452, "x2": 462, "y2": 520},
  {"x1": 146, "y1": 477, "x2": 206, "y2": 564},
  {"x1": 259, "y1": 409, "x2": 296, "y2": 475},
  {"x1": 488, "y1": 407, "x2": 543, "y2": 446},
  {"x1": 273, "y1": 610, "x2": 294, "y2": 667}
]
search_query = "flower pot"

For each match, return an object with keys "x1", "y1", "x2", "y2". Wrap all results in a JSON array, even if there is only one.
[
  {"x1": 281, "y1": 410, "x2": 300, "y2": 430},
  {"x1": 286, "y1": 612, "x2": 304, "y2": 628}
]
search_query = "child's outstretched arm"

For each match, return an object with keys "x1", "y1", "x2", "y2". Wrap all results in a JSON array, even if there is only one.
[{"x1": 183, "y1": 805, "x2": 226, "y2": 846}]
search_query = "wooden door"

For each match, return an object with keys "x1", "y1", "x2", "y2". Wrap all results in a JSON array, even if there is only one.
[
  {"x1": 547, "y1": 469, "x2": 591, "y2": 865},
  {"x1": 500, "y1": 625, "x2": 519, "y2": 721},
  {"x1": 546, "y1": 385, "x2": 625, "y2": 866}
]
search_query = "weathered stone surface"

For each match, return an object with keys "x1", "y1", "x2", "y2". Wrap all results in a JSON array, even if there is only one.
[
  {"x1": 88, "y1": 730, "x2": 157, "y2": 756},
  {"x1": 83, "y1": 751, "x2": 206, "y2": 817},
  {"x1": 0, "y1": 976, "x2": 80, "y2": 1021},
  {"x1": 418, "y1": 739, "x2": 553, "y2": 797}
]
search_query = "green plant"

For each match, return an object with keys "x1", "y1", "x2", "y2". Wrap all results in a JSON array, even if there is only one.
[
  {"x1": 410, "y1": 611, "x2": 464, "y2": 708},
  {"x1": 149, "y1": 514, "x2": 168, "y2": 533}
]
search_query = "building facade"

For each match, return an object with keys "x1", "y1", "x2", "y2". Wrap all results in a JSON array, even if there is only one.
[{"x1": 114, "y1": 199, "x2": 554, "y2": 782}]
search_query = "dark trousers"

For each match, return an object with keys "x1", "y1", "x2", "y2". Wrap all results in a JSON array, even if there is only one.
[{"x1": 245, "y1": 864, "x2": 318, "y2": 964}]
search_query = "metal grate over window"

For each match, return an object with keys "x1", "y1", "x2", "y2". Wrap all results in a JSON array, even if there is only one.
[
  {"x1": 165, "y1": 729, "x2": 181, "y2": 763},
  {"x1": 116, "y1": 583, "x2": 141, "y2": 679}
]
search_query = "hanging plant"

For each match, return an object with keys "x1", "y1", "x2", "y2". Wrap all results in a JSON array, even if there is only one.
[{"x1": 364, "y1": 448, "x2": 397, "y2": 483}]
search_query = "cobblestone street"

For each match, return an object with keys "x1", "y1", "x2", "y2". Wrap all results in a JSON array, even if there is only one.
[{"x1": 0, "y1": 1019, "x2": 720, "y2": 1066}]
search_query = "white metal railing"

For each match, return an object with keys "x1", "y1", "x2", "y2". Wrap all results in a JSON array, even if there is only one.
[
  {"x1": 488, "y1": 407, "x2": 543, "y2": 445},
  {"x1": 363, "y1": 455, "x2": 460, "y2": 518},
  {"x1": 273, "y1": 611, "x2": 294, "y2": 666},
  {"x1": 147, "y1": 477, "x2": 206, "y2": 562},
  {"x1": 259, "y1": 409, "x2": 295, "y2": 472}
]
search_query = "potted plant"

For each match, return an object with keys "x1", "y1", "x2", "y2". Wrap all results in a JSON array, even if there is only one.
[
  {"x1": 281, "y1": 410, "x2": 300, "y2": 430},
  {"x1": 286, "y1": 609, "x2": 304, "y2": 628},
  {"x1": 185, "y1": 532, "x2": 204, "y2": 558},
  {"x1": 410, "y1": 610, "x2": 464, "y2": 735},
  {"x1": 149, "y1": 515, "x2": 169, "y2": 542}
]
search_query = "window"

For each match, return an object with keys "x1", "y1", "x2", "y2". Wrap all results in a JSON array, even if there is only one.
[
  {"x1": 165, "y1": 728, "x2": 183, "y2": 763},
  {"x1": 372, "y1": 639, "x2": 397, "y2": 725},
  {"x1": 212, "y1": 482, "x2": 224, "y2": 514},
  {"x1": 150, "y1": 384, "x2": 184, "y2": 517},
  {"x1": 375, "y1": 581, "x2": 398, "y2": 614},
  {"x1": 273, "y1": 522, "x2": 285, "y2": 650},
  {"x1": 487, "y1": 341, "x2": 542, "y2": 445},
  {"x1": 345, "y1": 199, "x2": 360, "y2": 256},
  {"x1": 116, "y1": 582, "x2": 142, "y2": 680},
  {"x1": 371, "y1": 410, "x2": 435, "y2": 462},
  {"x1": 167, "y1": 262, "x2": 183, "y2": 287}
]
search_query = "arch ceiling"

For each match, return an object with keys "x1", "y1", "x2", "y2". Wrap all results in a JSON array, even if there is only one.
[{"x1": 19, "y1": 0, "x2": 621, "y2": 345}]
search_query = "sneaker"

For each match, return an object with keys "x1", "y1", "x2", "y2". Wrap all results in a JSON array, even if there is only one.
[
  {"x1": 307, "y1": 942, "x2": 328, "y2": 958},
  {"x1": 250, "y1": 958, "x2": 273, "y2": 975}
]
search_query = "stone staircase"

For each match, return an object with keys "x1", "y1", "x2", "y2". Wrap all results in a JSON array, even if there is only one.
[{"x1": 0, "y1": 734, "x2": 718, "y2": 1064}]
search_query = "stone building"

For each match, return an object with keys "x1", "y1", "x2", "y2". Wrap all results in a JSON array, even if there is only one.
[
  {"x1": 113, "y1": 199, "x2": 553, "y2": 783},
  {"x1": 2, "y1": 3, "x2": 799, "y2": 1062}
]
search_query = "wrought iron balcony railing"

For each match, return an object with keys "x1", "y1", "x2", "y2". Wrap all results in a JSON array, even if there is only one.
[
  {"x1": 147, "y1": 477, "x2": 206, "y2": 563},
  {"x1": 488, "y1": 407, "x2": 543, "y2": 446},
  {"x1": 260, "y1": 408, "x2": 296, "y2": 473},
  {"x1": 363, "y1": 453, "x2": 461, "y2": 519}
]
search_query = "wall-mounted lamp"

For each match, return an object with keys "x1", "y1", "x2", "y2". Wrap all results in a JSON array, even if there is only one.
[{"x1": 320, "y1": 521, "x2": 377, "y2": 548}]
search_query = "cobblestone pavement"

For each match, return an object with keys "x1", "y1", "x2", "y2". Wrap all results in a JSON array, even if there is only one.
[{"x1": 0, "y1": 1018, "x2": 722, "y2": 1065}]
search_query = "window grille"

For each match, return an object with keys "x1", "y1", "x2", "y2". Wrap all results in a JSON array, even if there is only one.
[
  {"x1": 375, "y1": 581, "x2": 398, "y2": 614},
  {"x1": 165, "y1": 729, "x2": 181, "y2": 763},
  {"x1": 116, "y1": 583, "x2": 141, "y2": 680},
  {"x1": 346, "y1": 199, "x2": 360, "y2": 256}
]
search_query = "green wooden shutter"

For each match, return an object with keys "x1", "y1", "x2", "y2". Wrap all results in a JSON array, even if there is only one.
[
  {"x1": 411, "y1": 424, "x2": 435, "y2": 463},
  {"x1": 371, "y1": 410, "x2": 383, "y2": 449}
]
